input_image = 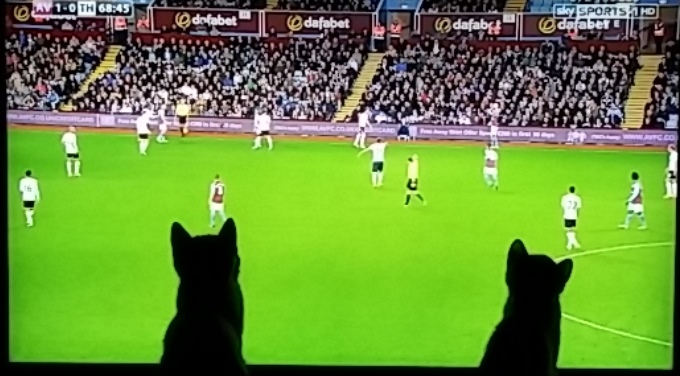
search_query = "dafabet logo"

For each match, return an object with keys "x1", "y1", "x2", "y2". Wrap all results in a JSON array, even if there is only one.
[
  {"x1": 174, "y1": 12, "x2": 238, "y2": 29},
  {"x1": 286, "y1": 15, "x2": 351, "y2": 32}
]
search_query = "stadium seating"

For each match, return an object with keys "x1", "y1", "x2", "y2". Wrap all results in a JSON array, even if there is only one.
[
  {"x1": 6, "y1": 32, "x2": 106, "y2": 111},
  {"x1": 72, "y1": 36, "x2": 367, "y2": 120},
  {"x1": 527, "y1": 0, "x2": 618, "y2": 13},
  {"x1": 351, "y1": 40, "x2": 639, "y2": 128},
  {"x1": 420, "y1": 0, "x2": 506, "y2": 13},
  {"x1": 644, "y1": 41, "x2": 679, "y2": 129},
  {"x1": 275, "y1": 0, "x2": 380, "y2": 11},
  {"x1": 153, "y1": 0, "x2": 267, "y2": 8}
]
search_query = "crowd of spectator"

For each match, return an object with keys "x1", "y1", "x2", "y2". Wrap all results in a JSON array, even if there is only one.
[
  {"x1": 6, "y1": 32, "x2": 106, "y2": 111},
  {"x1": 645, "y1": 41, "x2": 679, "y2": 129},
  {"x1": 351, "y1": 38, "x2": 640, "y2": 128},
  {"x1": 152, "y1": 0, "x2": 266, "y2": 8},
  {"x1": 275, "y1": 0, "x2": 379, "y2": 11},
  {"x1": 72, "y1": 36, "x2": 367, "y2": 120},
  {"x1": 420, "y1": 0, "x2": 505, "y2": 13}
]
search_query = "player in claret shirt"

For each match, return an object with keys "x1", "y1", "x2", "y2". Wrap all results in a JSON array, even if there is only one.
[
  {"x1": 620, "y1": 172, "x2": 647, "y2": 230},
  {"x1": 209, "y1": 175, "x2": 228, "y2": 228}
]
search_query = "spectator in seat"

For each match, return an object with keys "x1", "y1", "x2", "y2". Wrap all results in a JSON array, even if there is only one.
[{"x1": 644, "y1": 40, "x2": 679, "y2": 129}]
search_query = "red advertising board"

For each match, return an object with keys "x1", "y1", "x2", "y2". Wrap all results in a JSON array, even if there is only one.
[
  {"x1": 5, "y1": 1, "x2": 105, "y2": 30},
  {"x1": 522, "y1": 14, "x2": 628, "y2": 38},
  {"x1": 150, "y1": 8, "x2": 260, "y2": 33},
  {"x1": 264, "y1": 11, "x2": 373, "y2": 35},
  {"x1": 419, "y1": 13, "x2": 518, "y2": 38}
]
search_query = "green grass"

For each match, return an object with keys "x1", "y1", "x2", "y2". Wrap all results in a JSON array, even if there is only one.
[{"x1": 8, "y1": 129, "x2": 675, "y2": 368}]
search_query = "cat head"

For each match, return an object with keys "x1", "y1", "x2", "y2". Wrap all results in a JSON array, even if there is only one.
[
  {"x1": 505, "y1": 239, "x2": 573, "y2": 302},
  {"x1": 170, "y1": 219, "x2": 240, "y2": 288}
]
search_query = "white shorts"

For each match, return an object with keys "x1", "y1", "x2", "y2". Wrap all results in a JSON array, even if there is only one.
[
  {"x1": 210, "y1": 202, "x2": 225, "y2": 212},
  {"x1": 627, "y1": 203, "x2": 644, "y2": 214},
  {"x1": 158, "y1": 122, "x2": 167, "y2": 132},
  {"x1": 490, "y1": 127, "x2": 498, "y2": 136},
  {"x1": 483, "y1": 167, "x2": 498, "y2": 177}
]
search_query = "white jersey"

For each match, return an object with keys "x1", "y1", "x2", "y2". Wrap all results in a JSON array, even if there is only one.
[
  {"x1": 358, "y1": 111, "x2": 370, "y2": 129},
  {"x1": 61, "y1": 132, "x2": 79, "y2": 154},
  {"x1": 136, "y1": 113, "x2": 151, "y2": 134},
  {"x1": 19, "y1": 177, "x2": 40, "y2": 202},
  {"x1": 368, "y1": 142, "x2": 387, "y2": 163},
  {"x1": 668, "y1": 150, "x2": 677, "y2": 173},
  {"x1": 255, "y1": 114, "x2": 271, "y2": 132},
  {"x1": 484, "y1": 149, "x2": 498, "y2": 169},
  {"x1": 561, "y1": 193, "x2": 582, "y2": 220}
]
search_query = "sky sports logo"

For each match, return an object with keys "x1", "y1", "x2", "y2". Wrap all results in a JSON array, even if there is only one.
[{"x1": 552, "y1": 4, "x2": 659, "y2": 19}]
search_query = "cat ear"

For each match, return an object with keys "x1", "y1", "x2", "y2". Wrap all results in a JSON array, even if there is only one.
[
  {"x1": 555, "y1": 259, "x2": 573, "y2": 293},
  {"x1": 506, "y1": 239, "x2": 527, "y2": 287},
  {"x1": 218, "y1": 218, "x2": 237, "y2": 253},
  {"x1": 171, "y1": 222, "x2": 191, "y2": 276}
]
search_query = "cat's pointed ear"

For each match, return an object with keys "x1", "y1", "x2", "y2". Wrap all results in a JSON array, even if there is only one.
[
  {"x1": 555, "y1": 259, "x2": 573, "y2": 293},
  {"x1": 171, "y1": 222, "x2": 191, "y2": 276},
  {"x1": 506, "y1": 239, "x2": 527, "y2": 287},
  {"x1": 218, "y1": 218, "x2": 237, "y2": 252}
]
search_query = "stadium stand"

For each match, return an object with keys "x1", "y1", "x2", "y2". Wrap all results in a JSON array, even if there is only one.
[
  {"x1": 644, "y1": 41, "x2": 679, "y2": 129},
  {"x1": 6, "y1": 32, "x2": 106, "y2": 111},
  {"x1": 421, "y1": 0, "x2": 505, "y2": 13},
  {"x1": 275, "y1": 0, "x2": 380, "y2": 11},
  {"x1": 350, "y1": 39, "x2": 640, "y2": 128},
  {"x1": 152, "y1": 0, "x2": 267, "y2": 8},
  {"x1": 527, "y1": 0, "x2": 618, "y2": 13},
  {"x1": 72, "y1": 36, "x2": 367, "y2": 120}
]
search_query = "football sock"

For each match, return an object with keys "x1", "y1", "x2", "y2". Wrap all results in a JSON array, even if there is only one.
[
  {"x1": 74, "y1": 161, "x2": 81, "y2": 175},
  {"x1": 666, "y1": 181, "x2": 672, "y2": 196},
  {"x1": 416, "y1": 194, "x2": 425, "y2": 202},
  {"x1": 353, "y1": 133, "x2": 361, "y2": 147},
  {"x1": 142, "y1": 140, "x2": 150, "y2": 153},
  {"x1": 266, "y1": 136, "x2": 273, "y2": 149},
  {"x1": 26, "y1": 210, "x2": 34, "y2": 226},
  {"x1": 254, "y1": 137, "x2": 261, "y2": 148},
  {"x1": 404, "y1": 195, "x2": 411, "y2": 205},
  {"x1": 371, "y1": 172, "x2": 378, "y2": 186},
  {"x1": 637, "y1": 214, "x2": 647, "y2": 226},
  {"x1": 66, "y1": 161, "x2": 72, "y2": 176},
  {"x1": 672, "y1": 182, "x2": 677, "y2": 197},
  {"x1": 360, "y1": 133, "x2": 367, "y2": 148},
  {"x1": 377, "y1": 172, "x2": 384, "y2": 186},
  {"x1": 623, "y1": 213, "x2": 633, "y2": 226},
  {"x1": 219, "y1": 210, "x2": 227, "y2": 221},
  {"x1": 210, "y1": 211, "x2": 216, "y2": 227},
  {"x1": 138, "y1": 141, "x2": 144, "y2": 154}
]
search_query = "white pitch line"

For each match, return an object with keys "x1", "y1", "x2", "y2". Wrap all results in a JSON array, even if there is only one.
[{"x1": 554, "y1": 242, "x2": 674, "y2": 348}]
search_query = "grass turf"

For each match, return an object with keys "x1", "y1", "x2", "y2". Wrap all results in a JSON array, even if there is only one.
[{"x1": 8, "y1": 129, "x2": 675, "y2": 368}]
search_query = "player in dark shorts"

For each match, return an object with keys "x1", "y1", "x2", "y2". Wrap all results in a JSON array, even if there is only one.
[
  {"x1": 564, "y1": 218, "x2": 577, "y2": 229},
  {"x1": 404, "y1": 155, "x2": 426, "y2": 207}
]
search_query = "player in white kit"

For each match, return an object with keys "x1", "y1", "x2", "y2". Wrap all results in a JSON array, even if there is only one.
[
  {"x1": 136, "y1": 110, "x2": 152, "y2": 155},
  {"x1": 488, "y1": 103, "x2": 501, "y2": 148},
  {"x1": 156, "y1": 104, "x2": 169, "y2": 143},
  {"x1": 561, "y1": 186, "x2": 582, "y2": 251},
  {"x1": 61, "y1": 126, "x2": 81, "y2": 177},
  {"x1": 253, "y1": 109, "x2": 273, "y2": 150},
  {"x1": 619, "y1": 172, "x2": 647, "y2": 230},
  {"x1": 209, "y1": 174, "x2": 228, "y2": 228},
  {"x1": 483, "y1": 145, "x2": 499, "y2": 190},
  {"x1": 354, "y1": 108, "x2": 372, "y2": 149},
  {"x1": 664, "y1": 144, "x2": 677, "y2": 199},
  {"x1": 358, "y1": 138, "x2": 387, "y2": 187},
  {"x1": 19, "y1": 170, "x2": 40, "y2": 227}
]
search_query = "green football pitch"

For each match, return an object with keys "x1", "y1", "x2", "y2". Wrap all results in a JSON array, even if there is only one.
[{"x1": 8, "y1": 129, "x2": 675, "y2": 368}]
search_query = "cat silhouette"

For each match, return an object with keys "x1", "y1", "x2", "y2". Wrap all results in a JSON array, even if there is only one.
[
  {"x1": 480, "y1": 239, "x2": 573, "y2": 376},
  {"x1": 161, "y1": 219, "x2": 247, "y2": 375}
]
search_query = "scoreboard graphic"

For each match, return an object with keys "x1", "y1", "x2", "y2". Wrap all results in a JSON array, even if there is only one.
[{"x1": 30, "y1": 0, "x2": 134, "y2": 18}]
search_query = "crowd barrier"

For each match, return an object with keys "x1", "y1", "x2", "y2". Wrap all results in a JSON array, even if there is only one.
[{"x1": 8, "y1": 110, "x2": 677, "y2": 147}]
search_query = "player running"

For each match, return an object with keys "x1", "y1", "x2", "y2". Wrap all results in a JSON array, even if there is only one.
[
  {"x1": 664, "y1": 144, "x2": 677, "y2": 199},
  {"x1": 19, "y1": 170, "x2": 40, "y2": 227},
  {"x1": 209, "y1": 175, "x2": 228, "y2": 228},
  {"x1": 488, "y1": 103, "x2": 501, "y2": 148},
  {"x1": 483, "y1": 145, "x2": 499, "y2": 190},
  {"x1": 253, "y1": 108, "x2": 273, "y2": 150},
  {"x1": 404, "y1": 154, "x2": 426, "y2": 207},
  {"x1": 561, "y1": 186, "x2": 582, "y2": 251},
  {"x1": 358, "y1": 138, "x2": 387, "y2": 188},
  {"x1": 619, "y1": 172, "x2": 647, "y2": 230},
  {"x1": 354, "y1": 107, "x2": 372, "y2": 149},
  {"x1": 136, "y1": 109, "x2": 152, "y2": 155},
  {"x1": 61, "y1": 126, "x2": 81, "y2": 177}
]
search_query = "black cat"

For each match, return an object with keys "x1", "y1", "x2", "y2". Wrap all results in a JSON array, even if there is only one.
[
  {"x1": 161, "y1": 219, "x2": 248, "y2": 375},
  {"x1": 480, "y1": 239, "x2": 573, "y2": 376}
]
